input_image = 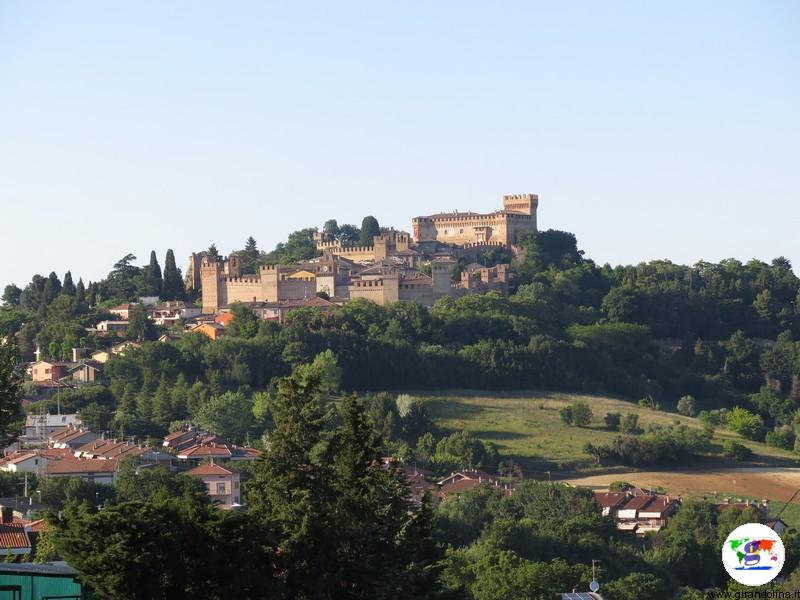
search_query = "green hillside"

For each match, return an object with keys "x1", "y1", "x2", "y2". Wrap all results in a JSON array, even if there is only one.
[{"x1": 416, "y1": 390, "x2": 798, "y2": 473}]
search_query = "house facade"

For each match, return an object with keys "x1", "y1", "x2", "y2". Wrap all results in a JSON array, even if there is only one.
[{"x1": 186, "y1": 463, "x2": 242, "y2": 509}]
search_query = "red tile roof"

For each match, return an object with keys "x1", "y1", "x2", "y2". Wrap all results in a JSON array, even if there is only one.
[
  {"x1": 0, "y1": 523, "x2": 31, "y2": 550},
  {"x1": 186, "y1": 463, "x2": 237, "y2": 477},
  {"x1": 47, "y1": 458, "x2": 119, "y2": 475}
]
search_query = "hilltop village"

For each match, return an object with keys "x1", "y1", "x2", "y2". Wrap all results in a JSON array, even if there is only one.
[{"x1": 191, "y1": 193, "x2": 537, "y2": 313}]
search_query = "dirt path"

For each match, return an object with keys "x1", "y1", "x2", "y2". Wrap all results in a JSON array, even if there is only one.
[{"x1": 563, "y1": 468, "x2": 800, "y2": 503}]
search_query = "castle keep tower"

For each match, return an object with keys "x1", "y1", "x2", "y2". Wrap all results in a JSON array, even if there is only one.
[{"x1": 412, "y1": 193, "x2": 538, "y2": 246}]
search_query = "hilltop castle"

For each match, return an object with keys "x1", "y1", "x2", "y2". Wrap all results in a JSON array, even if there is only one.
[{"x1": 193, "y1": 193, "x2": 538, "y2": 313}]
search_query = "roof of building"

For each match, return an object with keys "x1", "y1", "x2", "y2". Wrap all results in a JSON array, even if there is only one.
[
  {"x1": 73, "y1": 439, "x2": 148, "y2": 459},
  {"x1": 0, "y1": 562, "x2": 78, "y2": 575},
  {"x1": 47, "y1": 457, "x2": 119, "y2": 475},
  {"x1": 0, "y1": 522, "x2": 31, "y2": 550},
  {"x1": 214, "y1": 313, "x2": 235, "y2": 326},
  {"x1": 593, "y1": 491, "x2": 629, "y2": 509},
  {"x1": 277, "y1": 297, "x2": 335, "y2": 309},
  {"x1": 109, "y1": 303, "x2": 137, "y2": 311},
  {"x1": 186, "y1": 463, "x2": 238, "y2": 477}
]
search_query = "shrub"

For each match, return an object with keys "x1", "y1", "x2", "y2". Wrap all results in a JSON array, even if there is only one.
[
  {"x1": 726, "y1": 406, "x2": 765, "y2": 441},
  {"x1": 604, "y1": 412, "x2": 621, "y2": 431},
  {"x1": 559, "y1": 401, "x2": 593, "y2": 427},
  {"x1": 765, "y1": 426, "x2": 795, "y2": 450},
  {"x1": 677, "y1": 395, "x2": 697, "y2": 417},
  {"x1": 722, "y1": 440, "x2": 753, "y2": 461},
  {"x1": 620, "y1": 413, "x2": 642, "y2": 435}
]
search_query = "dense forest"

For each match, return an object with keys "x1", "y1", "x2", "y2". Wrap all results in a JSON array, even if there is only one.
[{"x1": 2, "y1": 226, "x2": 800, "y2": 598}]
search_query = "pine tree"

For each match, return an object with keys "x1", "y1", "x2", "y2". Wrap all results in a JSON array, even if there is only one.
[
  {"x1": 248, "y1": 363, "x2": 335, "y2": 597},
  {"x1": 151, "y1": 376, "x2": 174, "y2": 432},
  {"x1": 207, "y1": 244, "x2": 219, "y2": 258},
  {"x1": 75, "y1": 279, "x2": 86, "y2": 306},
  {"x1": 170, "y1": 374, "x2": 189, "y2": 421},
  {"x1": 61, "y1": 271, "x2": 75, "y2": 296},
  {"x1": 162, "y1": 249, "x2": 184, "y2": 300}
]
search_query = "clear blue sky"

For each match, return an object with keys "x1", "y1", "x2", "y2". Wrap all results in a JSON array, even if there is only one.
[{"x1": 1, "y1": 1, "x2": 798, "y2": 288}]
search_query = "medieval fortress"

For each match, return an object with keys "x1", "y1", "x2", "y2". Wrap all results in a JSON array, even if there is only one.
[{"x1": 191, "y1": 194, "x2": 538, "y2": 313}]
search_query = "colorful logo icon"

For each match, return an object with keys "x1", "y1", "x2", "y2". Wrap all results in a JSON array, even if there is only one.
[{"x1": 722, "y1": 522, "x2": 784, "y2": 586}]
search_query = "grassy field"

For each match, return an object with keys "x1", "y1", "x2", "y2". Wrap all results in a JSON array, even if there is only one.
[{"x1": 416, "y1": 390, "x2": 798, "y2": 474}]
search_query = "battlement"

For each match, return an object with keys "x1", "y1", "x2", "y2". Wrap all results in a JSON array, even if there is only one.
[
  {"x1": 322, "y1": 244, "x2": 375, "y2": 255},
  {"x1": 223, "y1": 276, "x2": 261, "y2": 285}
]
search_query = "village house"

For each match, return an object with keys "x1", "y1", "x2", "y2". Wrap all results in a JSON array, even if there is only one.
[
  {"x1": 95, "y1": 320, "x2": 129, "y2": 333},
  {"x1": 185, "y1": 463, "x2": 242, "y2": 509},
  {"x1": 436, "y1": 470, "x2": 513, "y2": 501},
  {"x1": 191, "y1": 322, "x2": 226, "y2": 341},
  {"x1": 150, "y1": 301, "x2": 201, "y2": 326},
  {"x1": 73, "y1": 438, "x2": 174, "y2": 468},
  {"x1": 46, "y1": 457, "x2": 120, "y2": 485},
  {"x1": 90, "y1": 340, "x2": 140, "y2": 364},
  {"x1": 24, "y1": 413, "x2": 81, "y2": 443},
  {"x1": 0, "y1": 507, "x2": 33, "y2": 557},
  {"x1": 64, "y1": 361, "x2": 103, "y2": 384},
  {"x1": 48, "y1": 427, "x2": 102, "y2": 450},
  {"x1": 108, "y1": 303, "x2": 138, "y2": 320},
  {"x1": 29, "y1": 361, "x2": 70, "y2": 383},
  {"x1": 594, "y1": 489, "x2": 681, "y2": 535}
]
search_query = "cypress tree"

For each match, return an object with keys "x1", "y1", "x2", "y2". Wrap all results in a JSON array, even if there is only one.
[
  {"x1": 62, "y1": 271, "x2": 75, "y2": 296},
  {"x1": 75, "y1": 279, "x2": 86, "y2": 305},
  {"x1": 43, "y1": 272, "x2": 61, "y2": 304},
  {"x1": 140, "y1": 251, "x2": 163, "y2": 298},
  {"x1": 87, "y1": 282, "x2": 97, "y2": 307},
  {"x1": 162, "y1": 249, "x2": 184, "y2": 301}
]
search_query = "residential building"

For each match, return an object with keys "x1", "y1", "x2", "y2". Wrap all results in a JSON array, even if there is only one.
[
  {"x1": 0, "y1": 508, "x2": 32, "y2": 556},
  {"x1": 108, "y1": 303, "x2": 137, "y2": 320},
  {"x1": 594, "y1": 489, "x2": 680, "y2": 535},
  {"x1": 24, "y1": 413, "x2": 81, "y2": 442},
  {"x1": 95, "y1": 320, "x2": 129, "y2": 333},
  {"x1": 191, "y1": 322, "x2": 226, "y2": 341},
  {"x1": 29, "y1": 361, "x2": 70, "y2": 383},
  {"x1": 185, "y1": 463, "x2": 242, "y2": 509},
  {"x1": 47, "y1": 457, "x2": 120, "y2": 485},
  {"x1": 64, "y1": 361, "x2": 103, "y2": 384},
  {"x1": 48, "y1": 427, "x2": 103, "y2": 450}
]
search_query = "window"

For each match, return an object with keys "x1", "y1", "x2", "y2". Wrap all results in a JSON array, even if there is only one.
[
  {"x1": 234, "y1": 481, "x2": 239, "y2": 489},
  {"x1": 216, "y1": 482, "x2": 226, "y2": 495}
]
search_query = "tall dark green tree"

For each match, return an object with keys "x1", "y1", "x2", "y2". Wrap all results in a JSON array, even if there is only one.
[
  {"x1": 43, "y1": 272, "x2": 62, "y2": 304},
  {"x1": 359, "y1": 215, "x2": 381, "y2": 246},
  {"x1": 249, "y1": 360, "x2": 440, "y2": 599},
  {"x1": 239, "y1": 236, "x2": 260, "y2": 274},
  {"x1": 62, "y1": 271, "x2": 76, "y2": 296},
  {"x1": 1, "y1": 284, "x2": 21, "y2": 306},
  {"x1": 75, "y1": 278, "x2": 86, "y2": 305},
  {"x1": 207, "y1": 244, "x2": 219, "y2": 258},
  {"x1": 105, "y1": 254, "x2": 140, "y2": 301},
  {"x1": 161, "y1": 249, "x2": 184, "y2": 301},
  {"x1": 139, "y1": 251, "x2": 163, "y2": 297},
  {"x1": 0, "y1": 343, "x2": 23, "y2": 446}
]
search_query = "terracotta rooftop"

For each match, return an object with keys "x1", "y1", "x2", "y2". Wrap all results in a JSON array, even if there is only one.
[
  {"x1": 0, "y1": 523, "x2": 31, "y2": 550},
  {"x1": 186, "y1": 463, "x2": 237, "y2": 477},
  {"x1": 47, "y1": 457, "x2": 119, "y2": 475}
]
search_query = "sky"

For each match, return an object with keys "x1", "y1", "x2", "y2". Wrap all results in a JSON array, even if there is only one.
[{"x1": 0, "y1": 1, "x2": 798, "y2": 288}]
